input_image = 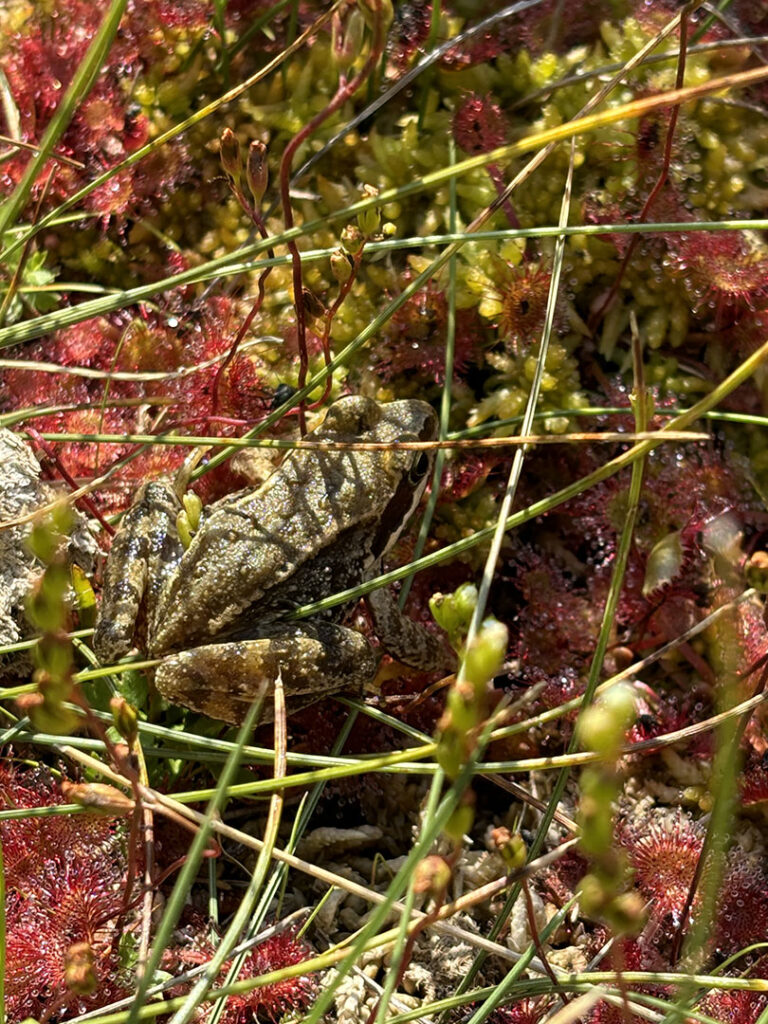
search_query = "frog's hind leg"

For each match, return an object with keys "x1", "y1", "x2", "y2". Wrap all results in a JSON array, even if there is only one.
[
  {"x1": 93, "y1": 481, "x2": 183, "y2": 663},
  {"x1": 155, "y1": 623, "x2": 376, "y2": 725}
]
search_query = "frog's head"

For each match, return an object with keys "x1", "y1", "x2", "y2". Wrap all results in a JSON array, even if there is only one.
[
  {"x1": 318, "y1": 395, "x2": 437, "y2": 443},
  {"x1": 315, "y1": 395, "x2": 438, "y2": 558}
]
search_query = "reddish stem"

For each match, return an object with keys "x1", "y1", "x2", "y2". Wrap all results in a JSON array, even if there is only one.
[
  {"x1": 522, "y1": 878, "x2": 567, "y2": 1004},
  {"x1": 212, "y1": 190, "x2": 274, "y2": 416},
  {"x1": 308, "y1": 248, "x2": 364, "y2": 411},
  {"x1": 25, "y1": 426, "x2": 115, "y2": 537},
  {"x1": 487, "y1": 162, "x2": 521, "y2": 230},
  {"x1": 278, "y1": 0, "x2": 386, "y2": 432}
]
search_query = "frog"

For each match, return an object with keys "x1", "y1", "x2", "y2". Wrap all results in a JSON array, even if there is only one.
[{"x1": 93, "y1": 395, "x2": 456, "y2": 724}]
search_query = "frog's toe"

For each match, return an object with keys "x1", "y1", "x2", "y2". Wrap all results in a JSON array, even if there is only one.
[{"x1": 365, "y1": 587, "x2": 457, "y2": 673}]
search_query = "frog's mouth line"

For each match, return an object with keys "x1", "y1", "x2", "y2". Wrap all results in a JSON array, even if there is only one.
[
  {"x1": 372, "y1": 457, "x2": 432, "y2": 561},
  {"x1": 370, "y1": 404, "x2": 439, "y2": 561}
]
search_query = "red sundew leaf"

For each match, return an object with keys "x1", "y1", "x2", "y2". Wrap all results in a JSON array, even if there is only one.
[
  {"x1": 80, "y1": 93, "x2": 126, "y2": 136},
  {"x1": 624, "y1": 688, "x2": 681, "y2": 746},
  {"x1": 537, "y1": 846, "x2": 589, "y2": 906},
  {"x1": 0, "y1": 299, "x2": 270, "y2": 515},
  {"x1": 33, "y1": 852, "x2": 125, "y2": 938},
  {"x1": 740, "y1": 756, "x2": 768, "y2": 806},
  {"x1": 86, "y1": 168, "x2": 143, "y2": 219},
  {"x1": 150, "y1": 0, "x2": 213, "y2": 30},
  {"x1": 665, "y1": 231, "x2": 768, "y2": 326},
  {"x1": 118, "y1": 318, "x2": 186, "y2": 373},
  {"x1": 440, "y1": 16, "x2": 520, "y2": 69},
  {"x1": 225, "y1": 932, "x2": 318, "y2": 1021},
  {"x1": 536, "y1": 667, "x2": 586, "y2": 711},
  {"x1": 716, "y1": 862, "x2": 768, "y2": 955},
  {"x1": 490, "y1": 998, "x2": 555, "y2": 1024},
  {"x1": 1, "y1": 763, "x2": 132, "y2": 1021},
  {"x1": 512, "y1": 553, "x2": 602, "y2": 674},
  {"x1": 5, "y1": 905, "x2": 73, "y2": 1018},
  {"x1": 584, "y1": 937, "x2": 673, "y2": 1024},
  {"x1": 453, "y1": 95, "x2": 508, "y2": 155},
  {"x1": 440, "y1": 452, "x2": 498, "y2": 502},
  {"x1": 388, "y1": 2, "x2": 432, "y2": 71},
  {"x1": 6, "y1": 908, "x2": 127, "y2": 1021},
  {"x1": 518, "y1": 0, "x2": 612, "y2": 54},
  {"x1": 223, "y1": 353, "x2": 273, "y2": 420},
  {"x1": 4, "y1": 317, "x2": 123, "y2": 374},
  {"x1": 128, "y1": 140, "x2": 191, "y2": 209},
  {"x1": 0, "y1": 1, "x2": 195, "y2": 218},
  {"x1": 698, "y1": 990, "x2": 768, "y2": 1024},
  {"x1": 0, "y1": 763, "x2": 118, "y2": 891},
  {"x1": 168, "y1": 929, "x2": 318, "y2": 1023},
  {"x1": 621, "y1": 813, "x2": 704, "y2": 927},
  {"x1": 376, "y1": 283, "x2": 483, "y2": 384},
  {"x1": 581, "y1": 196, "x2": 636, "y2": 256},
  {"x1": 52, "y1": 318, "x2": 122, "y2": 368},
  {"x1": 494, "y1": 263, "x2": 568, "y2": 356}
]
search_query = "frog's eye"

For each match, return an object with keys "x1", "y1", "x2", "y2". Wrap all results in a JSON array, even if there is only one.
[{"x1": 408, "y1": 451, "x2": 431, "y2": 484}]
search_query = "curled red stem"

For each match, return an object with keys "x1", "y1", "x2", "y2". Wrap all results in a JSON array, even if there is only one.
[{"x1": 278, "y1": 0, "x2": 386, "y2": 432}]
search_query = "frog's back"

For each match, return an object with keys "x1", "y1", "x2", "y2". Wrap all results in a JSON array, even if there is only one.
[
  {"x1": 150, "y1": 396, "x2": 437, "y2": 655},
  {"x1": 153, "y1": 455, "x2": 373, "y2": 652}
]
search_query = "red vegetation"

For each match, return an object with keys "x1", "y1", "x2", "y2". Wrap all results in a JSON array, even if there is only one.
[
  {"x1": 1, "y1": 758, "x2": 318, "y2": 1022},
  {"x1": 453, "y1": 95, "x2": 509, "y2": 155},
  {"x1": 537, "y1": 846, "x2": 588, "y2": 907},
  {"x1": 496, "y1": 431, "x2": 765, "y2": 761},
  {"x1": 698, "y1": 990, "x2": 768, "y2": 1024},
  {"x1": 490, "y1": 998, "x2": 554, "y2": 1024},
  {"x1": 389, "y1": 2, "x2": 433, "y2": 71},
  {"x1": 716, "y1": 861, "x2": 768, "y2": 955},
  {"x1": 169, "y1": 929, "x2": 318, "y2": 1023},
  {"x1": 0, "y1": 761, "x2": 132, "y2": 1021},
  {"x1": 740, "y1": 755, "x2": 768, "y2": 806},
  {"x1": 0, "y1": 299, "x2": 270, "y2": 514},
  {"x1": 0, "y1": 0, "x2": 196, "y2": 218},
  {"x1": 620, "y1": 813, "x2": 703, "y2": 927},
  {"x1": 511, "y1": 551, "x2": 602, "y2": 677},
  {"x1": 374, "y1": 281, "x2": 484, "y2": 385},
  {"x1": 440, "y1": 452, "x2": 498, "y2": 502},
  {"x1": 495, "y1": 264, "x2": 565, "y2": 355},
  {"x1": 584, "y1": 936, "x2": 672, "y2": 1024},
  {"x1": 665, "y1": 231, "x2": 768, "y2": 325}
]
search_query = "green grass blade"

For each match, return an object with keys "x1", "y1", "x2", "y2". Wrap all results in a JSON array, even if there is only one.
[{"x1": 125, "y1": 694, "x2": 266, "y2": 1023}]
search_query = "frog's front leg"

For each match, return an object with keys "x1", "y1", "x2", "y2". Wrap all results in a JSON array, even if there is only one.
[
  {"x1": 93, "y1": 481, "x2": 183, "y2": 663},
  {"x1": 154, "y1": 622, "x2": 377, "y2": 725},
  {"x1": 366, "y1": 587, "x2": 457, "y2": 673}
]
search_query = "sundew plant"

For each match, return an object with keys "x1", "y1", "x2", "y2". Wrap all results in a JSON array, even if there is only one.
[{"x1": 2, "y1": 1, "x2": 768, "y2": 1022}]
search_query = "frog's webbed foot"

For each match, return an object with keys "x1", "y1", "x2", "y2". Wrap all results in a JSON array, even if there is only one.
[
  {"x1": 366, "y1": 587, "x2": 457, "y2": 673},
  {"x1": 93, "y1": 481, "x2": 182, "y2": 663},
  {"x1": 155, "y1": 623, "x2": 377, "y2": 725}
]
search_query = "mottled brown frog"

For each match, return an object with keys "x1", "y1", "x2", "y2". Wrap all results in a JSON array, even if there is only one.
[{"x1": 93, "y1": 396, "x2": 455, "y2": 723}]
